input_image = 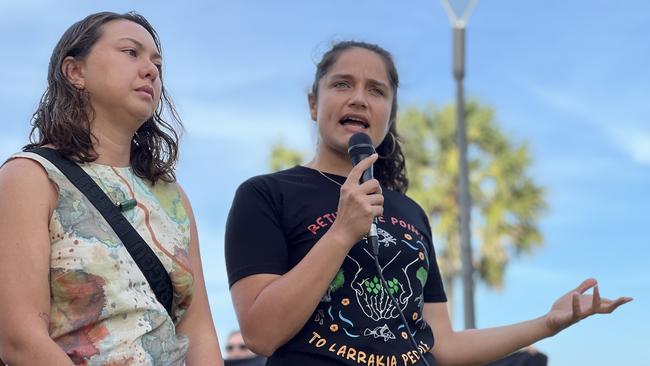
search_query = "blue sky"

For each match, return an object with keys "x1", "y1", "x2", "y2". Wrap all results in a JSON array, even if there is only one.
[{"x1": 1, "y1": 1, "x2": 648, "y2": 365}]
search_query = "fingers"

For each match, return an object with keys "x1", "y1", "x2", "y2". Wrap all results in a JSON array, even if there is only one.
[
  {"x1": 366, "y1": 193, "x2": 384, "y2": 206},
  {"x1": 575, "y1": 280, "x2": 633, "y2": 317},
  {"x1": 359, "y1": 179, "x2": 382, "y2": 194},
  {"x1": 575, "y1": 278, "x2": 597, "y2": 294},
  {"x1": 591, "y1": 285, "x2": 601, "y2": 312},
  {"x1": 571, "y1": 292, "x2": 582, "y2": 319},
  {"x1": 598, "y1": 296, "x2": 633, "y2": 314},
  {"x1": 345, "y1": 154, "x2": 378, "y2": 187},
  {"x1": 354, "y1": 191, "x2": 383, "y2": 217}
]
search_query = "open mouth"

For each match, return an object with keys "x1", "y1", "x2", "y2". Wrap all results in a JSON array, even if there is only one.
[{"x1": 339, "y1": 115, "x2": 369, "y2": 129}]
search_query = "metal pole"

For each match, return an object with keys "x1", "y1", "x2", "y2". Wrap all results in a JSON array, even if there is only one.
[{"x1": 453, "y1": 26, "x2": 476, "y2": 329}]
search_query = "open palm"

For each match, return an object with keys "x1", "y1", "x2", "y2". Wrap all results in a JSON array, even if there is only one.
[{"x1": 545, "y1": 278, "x2": 633, "y2": 335}]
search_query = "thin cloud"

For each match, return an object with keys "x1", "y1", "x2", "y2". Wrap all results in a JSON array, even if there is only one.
[
  {"x1": 528, "y1": 83, "x2": 650, "y2": 165},
  {"x1": 180, "y1": 101, "x2": 314, "y2": 149},
  {"x1": 612, "y1": 129, "x2": 650, "y2": 165}
]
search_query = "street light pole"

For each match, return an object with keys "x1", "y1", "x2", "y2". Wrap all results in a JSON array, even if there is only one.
[
  {"x1": 454, "y1": 26, "x2": 476, "y2": 329},
  {"x1": 442, "y1": 0, "x2": 478, "y2": 329}
]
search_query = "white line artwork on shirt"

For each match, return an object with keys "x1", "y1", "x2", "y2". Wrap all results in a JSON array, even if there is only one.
[
  {"x1": 347, "y1": 251, "x2": 419, "y2": 323},
  {"x1": 363, "y1": 323, "x2": 396, "y2": 341}
]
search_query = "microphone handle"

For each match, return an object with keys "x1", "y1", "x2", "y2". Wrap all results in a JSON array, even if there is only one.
[
  {"x1": 351, "y1": 152, "x2": 379, "y2": 254},
  {"x1": 351, "y1": 153, "x2": 374, "y2": 184}
]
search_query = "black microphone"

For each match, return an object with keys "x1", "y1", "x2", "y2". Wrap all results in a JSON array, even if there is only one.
[{"x1": 347, "y1": 132, "x2": 379, "y2": 255}]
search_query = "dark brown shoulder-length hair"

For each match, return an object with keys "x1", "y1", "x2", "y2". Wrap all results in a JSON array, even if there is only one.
[
  {"x1": 310, "y1": 41, "x2": 409, "y2": 193},
  {"x1": 24, "y1": 11, "x2": 182, "y2": 184}
]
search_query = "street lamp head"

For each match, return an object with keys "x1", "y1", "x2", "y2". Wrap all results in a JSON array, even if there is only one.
[{"x1": 441, "y1": 0, "x2": 478, "y2": 28}]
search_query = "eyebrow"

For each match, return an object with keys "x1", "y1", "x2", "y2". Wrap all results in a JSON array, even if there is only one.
[
  {"x1": 329, "y1": 73, "x2": 389, "y2": 90},
  {"x1": 119, "y1": 37, "x2": 162, "y2": 61}
]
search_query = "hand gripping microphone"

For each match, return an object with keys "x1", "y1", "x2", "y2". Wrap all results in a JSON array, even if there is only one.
[
  {"x1": 347, "y1": 132, "x2": 379, "y2": 255},
  {"x1": 348, "y1": 132, "x2": 431, "y2": 366}
]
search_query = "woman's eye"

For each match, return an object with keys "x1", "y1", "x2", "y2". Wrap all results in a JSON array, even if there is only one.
[
  {"x1": 370, "y1": 88, "x2": 385, "y2": 96},
  {"x1": 333, "y1": 81, "x2": 349, "y2": 89},
  {"x1": 154, "y1": 63, "x2": 162, "y2": 72},
  {"x1": 123, "y1": 49, "x2": 137, "y2": 57}
]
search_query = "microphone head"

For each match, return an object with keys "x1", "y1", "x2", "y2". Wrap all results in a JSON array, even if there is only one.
[{"x1": 347, "y1": 133, "x2": 375, "y2": 165}]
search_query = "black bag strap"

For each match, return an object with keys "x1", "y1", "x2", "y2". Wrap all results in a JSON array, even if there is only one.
[{"x1": 28, "y1": 147, "x2": 174, "y2": 320}]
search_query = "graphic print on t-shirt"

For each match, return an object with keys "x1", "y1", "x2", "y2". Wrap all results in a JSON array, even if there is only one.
[
  {"x1": 225, "y1": 167, "x2": 447, "y2": 365},
  {"x1": 306, "y1": 212, "x2": 434, "y2": 364}
]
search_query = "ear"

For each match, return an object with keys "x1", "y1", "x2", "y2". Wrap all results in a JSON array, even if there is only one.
[
  {"x1": 61, "y1": 56, "x2": 86, "y2": 89},
  {"x1": 308, "y1": 94, "x2": 317, "y2": 122}
]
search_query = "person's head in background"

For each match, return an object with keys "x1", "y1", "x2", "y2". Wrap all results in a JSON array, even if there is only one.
[{"x1": 225, "y1": 330, "x2": 257, "y2": 359}]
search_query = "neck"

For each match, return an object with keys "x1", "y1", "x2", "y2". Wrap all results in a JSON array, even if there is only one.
[
  {"x1": 90, "y1": 116, "x2": 137, "y2": 167},
  {"x1": 305, "y1": 143, "x2": 352, "y2": 176}
]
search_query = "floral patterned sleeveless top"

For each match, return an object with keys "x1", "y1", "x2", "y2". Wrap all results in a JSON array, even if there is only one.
[{"x1": 12, "y1": 152, "x2": 194, "y2": 366}]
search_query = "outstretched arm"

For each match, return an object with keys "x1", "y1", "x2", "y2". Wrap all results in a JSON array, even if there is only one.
[{"x1": 426, "y1": 278, "x2": 632, "y2": 366}]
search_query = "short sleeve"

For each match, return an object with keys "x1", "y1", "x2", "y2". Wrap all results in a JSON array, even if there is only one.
[
  {"x1": 225, "y1": 178, "x2": 289, "y2": 287},
  {"x1": 419, "y1": 207, "x2": 448, "y2": 303}
]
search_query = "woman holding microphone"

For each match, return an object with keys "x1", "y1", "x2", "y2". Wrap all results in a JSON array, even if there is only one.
[{"x1": 225, "y1": 40, "x2": 631, "y2": 366}]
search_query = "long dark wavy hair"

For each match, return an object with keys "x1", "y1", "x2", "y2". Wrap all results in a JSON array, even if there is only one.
[
  {"x1": 24, "y1": 11, "x2": 182, "y2": 184},
  {"x1": 310, "y1": 41, "x2": 408, "y2": 193}
]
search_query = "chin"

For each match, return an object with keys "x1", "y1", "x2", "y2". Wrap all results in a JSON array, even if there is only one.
[{"x1": 132, "y1": 108, "x2": 156, "y2": 124}]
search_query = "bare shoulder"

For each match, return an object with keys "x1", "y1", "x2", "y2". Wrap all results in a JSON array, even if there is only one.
[
  {"x1": 174, "y1": 182, "x2": 194, "y2": 215},
  {"x1": 0, "y1": 157, "x2": 58, "y2": 216}
]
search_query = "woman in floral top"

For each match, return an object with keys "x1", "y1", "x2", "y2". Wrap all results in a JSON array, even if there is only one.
[{"x1": 0, "y1": 11, "x2": 222, "y2": 365}]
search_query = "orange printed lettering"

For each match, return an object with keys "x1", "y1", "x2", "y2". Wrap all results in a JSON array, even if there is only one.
[
  {"x1": 419, "y1": 341, "x2": 430, "y2": 353},
  {"x1": 336, "y1": 345, "x2": 348, "y2": 357},
  {"x1": 407, "y1": 351, "x2": 417, "y2": 363},
  {"x1": 309, "y1": 332, "x2": 321, "y2": 344},
  {"x1": 401, "y1": 354, "x2": 409, "y2": 365},
  {"x1": 368, "y1": 354, "x2": 375, "y2": 366},
  {"x1": 346, "y1": 347, "x2": 357, "y2": 361},
  {"x1": 358, "y1": 350, "x2": 367, "y2": 364}
]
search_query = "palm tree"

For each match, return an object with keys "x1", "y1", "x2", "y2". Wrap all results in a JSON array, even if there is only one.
[{"x1": 398, "y1": 101, "x2": 546, "y2": 315}]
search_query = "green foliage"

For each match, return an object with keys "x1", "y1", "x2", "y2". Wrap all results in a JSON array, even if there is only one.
[
  {"x1": 398, "y1": 100, "x2": 546, "y2": 291},
  {"x1": 269, "y1": 143, "x2": 304, "y2": 172}
]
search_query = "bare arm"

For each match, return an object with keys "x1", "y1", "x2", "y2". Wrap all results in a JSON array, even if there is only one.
[
  {"x1": 230, "y1": 155, "x2": 382, "y2": 356},
  {"x1": 175, "y1": 186, "x2": 223, "y2": 365},
  {"x1": 426, "y1": 279, "x2": 632, "y2": 366},
  {"x1": 0, "y1": 158, "x2": 74, "y2": 365}
]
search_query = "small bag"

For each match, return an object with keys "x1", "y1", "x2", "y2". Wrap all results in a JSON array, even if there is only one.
[{"x1": 29, "y1": 147, "x2": 175, "y2": 320}]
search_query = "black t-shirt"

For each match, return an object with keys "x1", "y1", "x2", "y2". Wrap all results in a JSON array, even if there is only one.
[{"x1": 225, "y1": 166, "x2": 447, "y2": 366}]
